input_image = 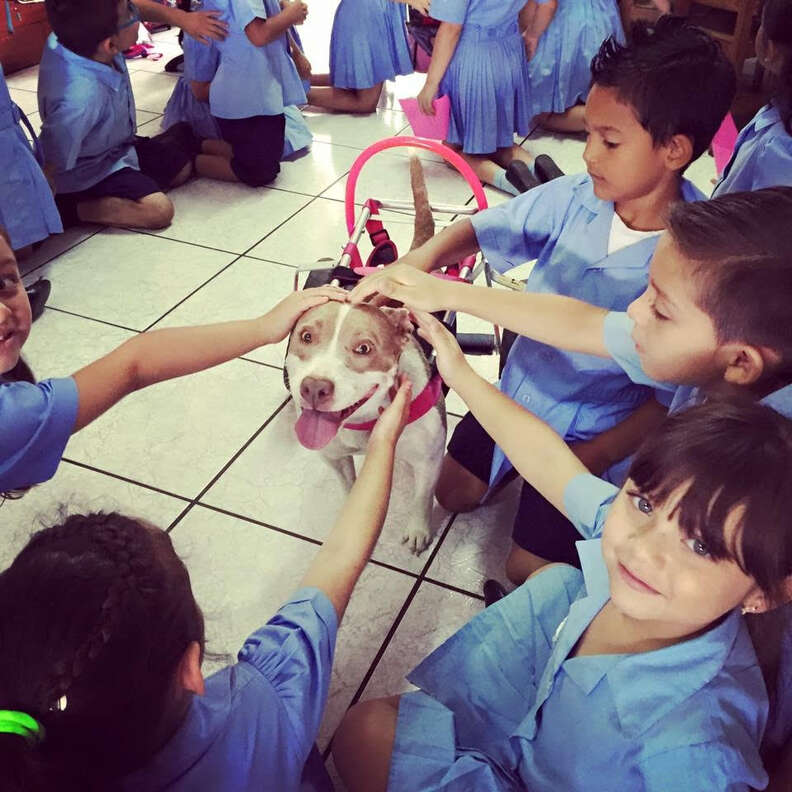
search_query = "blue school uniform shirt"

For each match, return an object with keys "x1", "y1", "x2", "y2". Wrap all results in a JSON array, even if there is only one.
[
  {"x1": 37, "y1": 34, "x2": 138, "y2": 194},
  {"x1": 390, "y1": 479, "x2": 768, "y2": 791},
  {"x1": 0, "y1": 377, "x2": 79, "y2": 492},
  {"x1": 119, "y1": 587, "x2": 337, "y2": 792},
  {"x1": 713, "y1": 103, "x2": 792, "y2": 196},
  {"x1": 429, "y1": 0, "x2": 524, "y2": 27},
  {"x1": 470, "y1": 173, "x2": 703, "y2": 488},
  {"x1": 204, "y1": 0, "x2": 306, "y2": 119}
]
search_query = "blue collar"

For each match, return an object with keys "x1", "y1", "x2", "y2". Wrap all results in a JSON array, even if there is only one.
[
  {"x1": 46, "y1": 33, "x2": 127, "y2": 90},
  {"x1": 752, "y1": 103, "x2": 783, "y2": 132},
  {"x1": 549, "y1": 540, "x2": 753, "y2": 738},
  {"x1": 575, "y1": 173, "x2": 705, "y2": 216},
  {"x1": 761, "y1": 382, "x2": 792, "y2": 418}
]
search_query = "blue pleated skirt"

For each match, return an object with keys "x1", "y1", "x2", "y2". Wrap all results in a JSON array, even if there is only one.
[
  {"x1": 163, "y1": 78, "x2": 222, "y2": 140},
  {"x1": 528, "y1": 0, "x2": 625, "y2": 116},
  {"x1": 329, "y1": 0, "x2": 413, "y2": 90},
  {"x1": 0, "y1": 105, "x2": 62, "y2": 250},
  {"x1": 282, "y1": 105, "x2": 312, "y2": 158},
  {"x1": 441, "y1": 21, "x2": 533, "y2": 154}
]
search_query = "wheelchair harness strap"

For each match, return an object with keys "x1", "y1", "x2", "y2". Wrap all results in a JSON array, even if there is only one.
[{"x1": 343, "y1": 374, "x2": 443, "y2": 431}]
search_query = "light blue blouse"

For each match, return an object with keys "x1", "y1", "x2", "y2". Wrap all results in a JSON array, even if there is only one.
[{"x1": 470, "y1": 174, "x2": 702, "y2": 488}]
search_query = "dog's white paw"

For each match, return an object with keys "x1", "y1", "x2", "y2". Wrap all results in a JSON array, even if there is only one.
[{"x1": 402, "y1": 525, "x2": 433, "y2": 555}]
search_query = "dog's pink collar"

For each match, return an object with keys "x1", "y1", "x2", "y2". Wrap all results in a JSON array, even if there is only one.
[{"x1": 343, "y1": 375, "x2": 443, "y2": 431}]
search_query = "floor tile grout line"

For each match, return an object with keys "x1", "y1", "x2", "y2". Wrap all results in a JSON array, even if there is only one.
[
  {"x1": 41, "y1": 306, "x2": 142, "y2": 334},
  {"x1": 21, "y1": 227, "x2": 105, "y2": 280},
  {"x1": 165, "y1": 397, "x2": 292, "y2": 533},
  {"x1": 142, "y1": 254, "x2": 246, "y2": 332},
  {"x1": 60, "y1": 457, "x2": 194, "y2": 503}
]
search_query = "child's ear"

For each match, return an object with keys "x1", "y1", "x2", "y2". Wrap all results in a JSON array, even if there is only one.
[
  {"x1": 721, "y1": 343, "x2": 765, "y2": 387},
  {"x1": 177, "y1": 641, "x2": 205, "y2": 696},
  {"x1": 98, "y1": 36, "x2": 119, "y2": 58},
  {"x1": 663, "y1": 134, "x2": 694, "y2": 173}
]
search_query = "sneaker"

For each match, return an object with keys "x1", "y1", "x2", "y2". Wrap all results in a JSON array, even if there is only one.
[
  {"x1": 534, "y1": 154, "x2": 564, "y2": 184},
  {"x1": 25, "y1": 278, "x2": 51, "y2": 322},
  {"x1": 505, "y1": 160, "x2": 539, "y2": 194}
]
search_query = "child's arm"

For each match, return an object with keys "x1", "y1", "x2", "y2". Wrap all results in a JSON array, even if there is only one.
[
  {"x1": 521, "y1": 0, "x2": 556, "y2": 60},
  {"x1": 135, "y1": 0, "x2": 228, "y2": 44},
  {"x1": 349, "y1": 263, "x2": 611, "y2": 358},
  {"x1": 70, "y1": 286, "x2": 346, "y2": 432},
  {"x1": 413, "y1": 310, "x2": 587, "y2": 514},
  {"x1": 246, "y1": 0, "x2": 308, "y2": 47},
  {"x1": 417, "y1": 21, "x2": 463, "y2": 114},
  {"x1": 287, "y1": 30, "x2": 312, "y2": 80},
  {"x1": 190, "y1": 80, "x2": 211, "y2": 103},
  {"x1": 300, "y1": 378, "x2": 412, "y2": 620}
]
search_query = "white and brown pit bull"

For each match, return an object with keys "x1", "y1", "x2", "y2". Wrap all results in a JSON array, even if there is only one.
[{"x1": 285, "y1": 300, "x2": 446, "y2": 553}]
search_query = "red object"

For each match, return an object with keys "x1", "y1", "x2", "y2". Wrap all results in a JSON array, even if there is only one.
[
  {"x1": 712, "y1": 113, "x2": 739, "y2": 175},
  {"x1": 0, "y1": 1, "x2": 51, "y2": 74},
  {"x1": 343, "y1": 374, "x2": 443, "y2": 431}
]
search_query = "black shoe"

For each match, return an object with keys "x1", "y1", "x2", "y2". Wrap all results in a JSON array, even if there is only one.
[
  {"x1": 534, "y1": 154, "x2": 564, "y2": 184},
  {"x1": 164, "y1": 54, "x2": 185, "y2": 74},
  {"x1": 26, "y1": 278, "x2": 51, "y2": 322},
  {"x1": 483, "y1": 579, "x2": 508, "y2": 608},
  {"x1": 504, "y1": 160, "x2": 539, "y2": 194}
]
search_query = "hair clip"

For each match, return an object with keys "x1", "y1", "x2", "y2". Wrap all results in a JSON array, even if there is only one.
[
  {"x1": 741, "y1": 604, "x2": 758, "y2": 615},
  {"x1": 49, "y1": 695, "x2": 68, "y2": 713}
]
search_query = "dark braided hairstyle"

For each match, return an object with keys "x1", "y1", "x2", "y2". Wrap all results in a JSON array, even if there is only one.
[{"x1": 0, "y1": 512, "x2": 205, "y2": 791}]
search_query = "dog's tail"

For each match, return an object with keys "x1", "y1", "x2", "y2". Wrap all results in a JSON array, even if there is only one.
[{"x1": 409, "y1": 155, "x2": 435, "y2": 251}]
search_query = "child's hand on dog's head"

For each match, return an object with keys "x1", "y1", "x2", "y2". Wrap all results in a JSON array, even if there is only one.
[
  {"x1": 260, "y1": 286, "x2": 348, "y2": 345},
  {"x1": 349, "y1": 263, "x2": 448, "y2": 312},
  {"x1": 411, "y1": 310, "x2": 469, "y2": 389},
  {"x1": 370, "y1": 374, "x2": 413, "y2": 448}
]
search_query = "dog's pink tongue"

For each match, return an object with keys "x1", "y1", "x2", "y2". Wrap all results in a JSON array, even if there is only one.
[{"x1": 295, "y1": 409, "x2": 344, "y2": 450}]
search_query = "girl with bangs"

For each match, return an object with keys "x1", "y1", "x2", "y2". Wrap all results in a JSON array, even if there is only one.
[{"x1": 334, "y1": 310, "x2": 792, "y2": 791}]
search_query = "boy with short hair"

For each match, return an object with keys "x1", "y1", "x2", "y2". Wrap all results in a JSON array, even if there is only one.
[
  {"x1": 351, "y1": 186, "x2": 792, "y2": 788},
  {"x1": 356, "y1": 17, "x2": 736, "y2": 585},
  {"x1": 38, "y1": 0, "x2": 200, "y2": 230}
]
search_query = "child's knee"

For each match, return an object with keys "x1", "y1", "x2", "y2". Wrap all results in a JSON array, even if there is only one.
[
  {"x1": 231, "y1": 151, "x2": 280, "y2": 187},
  {"x1": 435, "y1": 455, "x2": 488, "y2": 513},
  {"x1": 139, "y1": 193, "x2": 175, "y2": 229},
  {"x1": 505, "y1": 543, "x2": 549, "y2": 586}
]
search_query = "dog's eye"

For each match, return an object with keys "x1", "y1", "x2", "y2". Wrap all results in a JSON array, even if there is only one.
[
  {"x1": 300, "y1": 331, "x2": 312, "y2": 344},
  {"x1": 354, "y1": 342, "x2": 372, "y2": 355}
]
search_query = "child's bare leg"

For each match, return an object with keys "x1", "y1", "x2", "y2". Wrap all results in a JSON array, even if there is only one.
[
  {"x1": 536, "y1": 105, "x2": 586, "y2": 133},
  {"x1": 306, "y1": 83, "x2": 383, "y2": 113},
  {"x1": 435, "y1": 454, "x2": 488, "y2": 513},
  {"x1": 194, "y1": 153, "x2": 239, "y2": 182},
  {"x1": 333, "y1": 696, "x2": 400, "y2": 792},
  {"x1": 505, "y1": 542, "x2": 551, "y2": 585},
  {"x1": 492, "y1": 144, "x2": 535, "y2": 170},
  {"x1": 460, "y1": 152, "x2": 508, "y2": 188},
  {"x1": 309, "y1": 72, "x2": 332, "y2": 87},
  {"x1": 201, "y1": 138, "x2": 233, "y2": 158},
  {"x1": 76, "y1": 193, "x2": 174, "y2": 229}
]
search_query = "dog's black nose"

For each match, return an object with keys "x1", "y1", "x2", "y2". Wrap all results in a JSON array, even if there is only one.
[{"x1": 300, "y1": 377, "x2": 335, "y2": 408}]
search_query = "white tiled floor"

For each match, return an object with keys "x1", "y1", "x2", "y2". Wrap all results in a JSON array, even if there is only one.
[{"x1": 3, "y1": 7, "x2": 718, "y2": 785}]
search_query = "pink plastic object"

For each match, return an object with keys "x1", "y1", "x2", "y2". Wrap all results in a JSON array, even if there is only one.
[
  {"x1": 344, "y1": 136, "x2": 489, "y2": 235},
  {"x1": 398, "y1": 95, "x2": 450, "y2": 140},
  {"x1": 712, "y1": 113, "x2": 738, "y2": 175}
]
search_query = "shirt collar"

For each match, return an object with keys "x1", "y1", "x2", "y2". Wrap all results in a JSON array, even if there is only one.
[
  {"x1": 761, "y1": 382, "x2": 792, "y2": 418},
  {"x1": 47, "y1": 33, "x2": 127, "y2": 89},
  {"x1": 576, "y1": 174, "x2": 705, "y2": 215},
  {"x1": 555, "y1": 541, "x2": 755, "y2": 738},
  {"x1": 752, "y1": 103, "x2": 782, "y2": 132}
]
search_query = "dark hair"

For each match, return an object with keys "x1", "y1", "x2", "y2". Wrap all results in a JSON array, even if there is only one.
[
  {"x1": 0, "y1": 512, "x2": 205, "y2": 791},
  {"x1": 763, "y1": 0, "x2": 792, "y2": 134},
  {"x1": 666, "y1": 186, "x2": 792, "y2": 377},
  {"x1": 628, "y1": 398, "x2": 792, "y2": 603},
  {"x1": 591, "y1": 16, "x2": 737, "y2": 165},
  {"x1": 45, "y1": 0, "x2": 121, "y2": 57}
]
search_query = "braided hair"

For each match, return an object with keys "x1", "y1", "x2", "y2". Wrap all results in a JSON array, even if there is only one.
[{"x1": 0, "y1": 512, "x2": 205, "y2": 791}]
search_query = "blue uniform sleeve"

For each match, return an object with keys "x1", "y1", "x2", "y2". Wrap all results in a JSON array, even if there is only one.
[
  {"x1": 470, "y1": 177, "x2": 573, "y2": 274},
  {"x1": 749, "y1": 136, "x2": 792, "y2": 191},
  {"x1": 428, "y1": 0, "x2": 467, "y2": 24},
  {"x1": 39, "y1": 84, "x2": 102, "y2": 172},
  {"x1": 237, "y1": 587, "x2": 338, "y2": 758},
  {"x1": 0, "y1": 378, "x2": 78, "y2": 491},
  {"x1": 563, "y1": 472, "x2": 619, "y2": 540},
  {"x1": 639, "y1": 743, "x2": 764, "y2": 792},
  {"x1": 182, "y1": 35, "x2": 219, "y2": 83}
]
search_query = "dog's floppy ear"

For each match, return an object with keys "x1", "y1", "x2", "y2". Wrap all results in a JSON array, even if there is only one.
[{"x1": 380, "y1": 306, "x2": 413, "y2": 351}]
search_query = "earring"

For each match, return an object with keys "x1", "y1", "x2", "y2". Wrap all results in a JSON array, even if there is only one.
[
  {"x1": 49, "y1": 695, "x2": 68, "y2": 713},
  {"x1": 741, "y1": 604, "x2": 757, "y2": 615}
]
